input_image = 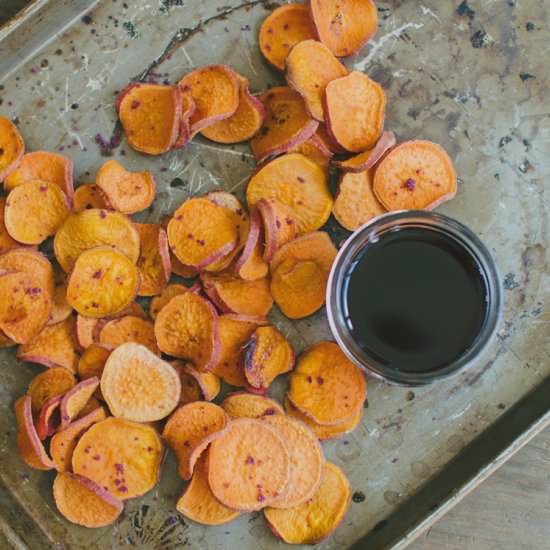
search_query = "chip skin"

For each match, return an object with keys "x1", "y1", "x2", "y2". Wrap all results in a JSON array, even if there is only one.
[
  {"x1": 173, "y1": 361, "x2": 220, "y2": 403},
  {"x1": 173, "y1": 94, "x2": 197, "y2": 149},
  {"x1": 256, "y1": 198, "x2": 296, "y2": 262},
  {"x1": 135, "y1": 223, "x2": 171, "y2": 296},
  {"x1": 233, "y1": 208, "x2": 269, "y2": 281},
  {"x1": 0, "y1": 196, "x2": 21, "y2": 254},
  {"x1": 0, "y1": 115, "x2": 25, "y2": 182},
  {"x1": 59, "y1": 377, "x2": 100, "y2": 430},
  {"x1": 36, "y1": 394, "x2": 63, "y2": 440},
  {"x1": 333, "y1": 130, "x2": 396, "y2": 173}
]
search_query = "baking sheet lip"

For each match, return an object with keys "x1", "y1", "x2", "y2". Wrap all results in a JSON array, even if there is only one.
[{"x1": 0, "y1": 0, "x2": 44, "y2": 41}]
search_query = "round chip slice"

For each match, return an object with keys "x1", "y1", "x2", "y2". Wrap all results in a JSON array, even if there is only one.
[
  {"x1": 0, "y1": 248, "x2": 55, "y2": 298},
  {"x1": 66, "y1": 246, "x2": 140, "y2": 318},
  {"x1": 221, "y1": 392, "x2": 285, "y2": 419},
  {"x1": 48, "y1": 282, "x2": 73, "y2": 325},
  {"x1": 246, "y1": 153, "x2": 332, "y2": 234},
  {"x1": 54, "y1": 209, "x2": 140, "y2": 273},
  {"x1": 27, "y1": 368, "x2": 76, "y2": 414},
  {"x1": 208, "y1": 418, "x2": 290, "y2": 511},
  {"x1": 149, "y1": 283, "x2": 194, "y2": 320},
  {"x1": 4, "y1": 180, "x2": 70, "y2": 244},
  {"x1": 98, "y1": 315, "x2": 159, "y2": 355},
  {"x1": 101, "y1": 343, "x2": 181, "y2": 422},
  {"x1": 0, "y1": 115, "x2": 25, "y2": 182},
  {"x1": 73, "y1": 183, "x2": 108, "y2": 212}
]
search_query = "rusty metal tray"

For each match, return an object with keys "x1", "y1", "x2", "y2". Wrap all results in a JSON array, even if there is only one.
[{"x1": 0, "y1": 1, "x2": 548, "y2": 548}]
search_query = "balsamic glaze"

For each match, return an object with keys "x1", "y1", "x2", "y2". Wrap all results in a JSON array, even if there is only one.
[{"x1": 344, "y1": 228, "x2": 488, "y2": 373}]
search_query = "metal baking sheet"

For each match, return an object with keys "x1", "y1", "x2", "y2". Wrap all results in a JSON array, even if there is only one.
[{"x1": 0, "y1": 1, "x2": 548, "y2": 548}]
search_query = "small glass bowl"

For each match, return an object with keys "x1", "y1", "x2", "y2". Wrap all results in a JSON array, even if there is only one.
[{"x1": 326, "y1": 211, "x2": 503, "y2": 386}]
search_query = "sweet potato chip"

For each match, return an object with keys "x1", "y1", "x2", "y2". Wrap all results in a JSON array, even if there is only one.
[
  {"x1": 4, "y1": 180, "x2": 70, "y2": 245},
  {"x1": 176, "y1": 453, "x2": 240, "y2": 525},
  {"x1": 78, "y1": 344, "x2": 110, "y2": 401},
  {"x1": 117, "y1": 83, "x2": 182, "y2": 155},
  {"x1": 334, "y1": 130, "x2": 396, "y2": 172},
  {"x1": 244, "y1": 326, "x2": 294, "y2": 391},
  {"x1": 288, "y1": 131, "x2": 333, "y2": 170},
  {"x1": 208, "y1": 417, "x2": 290, "y2": 511},
  {"x1": 101, "y1": 343, "x2": 181, "y2": 422},
  {"x1": 286, "y1": 39, "x2": 348, "y2": 121},
  {"x1": 0, "y1": 115, "x2": 24, "y2": 182},
  {"x1": 60, "y1": 377, "x2": 100, "y2": 430},
  {"x1": 73, "y1": 183, "x2": 108, "y2": 212},
  {"x1": 0, "y1": 197, "x2": 20, "y2": 254},
  {"x1": 233, "y1": 208, "x2": 268, "y2": 281},
  {"x1": 0, "y1": 248, "x2": 55, "y2": 298},
  {"x1": 54, "y1": 208, "x2": 140, "y2": 273},
  {"x1": 264, "y1": 462, "x2": 351, "y2": 544},
  {"x1": 27, "y1": 368, "x2": 76, "y2": 414},
  {"x1": 50, "y1": 406, "x2": 107, "y2": 472},
  {"x1": 15, "y1": 396, "x2": 55, "y2": 470},
  {"x1": 333, "y1": 169, "x2": 386, "y2": 231},
  {"x1": 179, "y1": 65, "x2": 240, "y2": 134},
  {"x1": 173, "y1": 361, "x2": 220, "y2": 403},
  {"x1": 324, "y1": 71, "x2": 386, "y2": 152},
  {"x1": 36, "y1": 394, "x2": 62, "y2": 440},
  {"x1": 221, "y1": 392, "x2": 284, "y2": 419},
  {"x1": 173, "y1": 94, "x2": 196, "y2": 149},
  {"x1": 271, "y1": 231, "x2": 337, "y2": 273},
  {"x1": 134, "y1": 223, "x2": 171, "y2": 296},
  {"x1": 247, "y1": 153, "x2": 332, "y2": 234},
  {"x1": 167, "y1": 197, "x2": 238, "y2": 269},
  {"x1": 285, "y1": 397, "x2": 363, "y2": 440},
  {"x1": 17, "y1": 316, "x2": 79, "y2": 372},
  {"x1": 149, "y1": 283, "x2": 197, "y2": 319},
  {"x1": 373, "y1": 140, "x2": 458, "y2": 210},
  {"x1": 98, "y1": 315, "x2": 159, "y2": 355},
  {"x1": 72, "y1": 417, "x2": 163, "y2": 500},
  {"x1": 201, "y1": 76, "x2": 265, "y2": 143},
  {"x1": 250, "y1": 87, "x2": 318, "y2": 162},
  {"x1": 48, "y1": 282, "x2": 73, "y2": 325},
  {"x1": 201, "y1": 272, "x2": 273, "y2": 318},
  {"x1": 76, "y1": 315, "x2": 101, "y2": 349},
  {"x1": 211, "y1": 315, "x2": 260, "y2": 387},
  {"x1": 259, "y1": 4, "x2": 317, "y2": 71},
  {"x1": 67, "y1": 246, "x2": 140, "y2": 318},
  {"x1": 4, "y1": 151, "x2": 74, "y2": 201},
  {"x1": 53, "y1": 472, "x2": 123, "y2": 527},
  {"x1": 310, "y1": 0, "x2": 377, "y2": 56},
  {"x1": 163, "y1": 402, "x2": 228, "y2": 480},
  {"x1": 154, "y1": 291, "x2": 220, "y2": 371},
  {"x1": 75, "y1": 396, "x2": 102, "y2": 419},
  {"x1": 262, "y1": 415, "x2": 324, "y2": 508},
  {"x1": 0, "y1": 272, "x2": 51, "y2": 343},
  {"x1": 96, "y1": 159, "x2": 156, "y2": 214},
  {"x1": 288, "y1": 341, "x2": 367, "y2": 425},
  {"x1": 256, "y1": 198, "x2": 296, "y2": 262}
]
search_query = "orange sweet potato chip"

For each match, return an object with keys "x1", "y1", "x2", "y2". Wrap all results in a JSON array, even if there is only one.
[
  {"x1": 4, "y1": 180, "x2": 70, "y2": 245},
  {"x1": 163, "y1": 402, "x2": 228, "y2": 480},
  {"x1": 66, "y1": 246, "x2": 140, "y2": 318},
  {"x1": 221, "y1": 392, "x2": 284, "y2": 419},
  {"x1": 149, "y1": 283, "x2": 196, "y2": 319},
  {"x1": 53, "y1": 472, "x2": 123, "y2": 527},
  {"x1": 256, "y1": 198, "x2": 296, "y2": 262},
  {"x1": 59, "y1": 377, "x2": 100, "y2": 430},
  {"x1": 244, "y1": 326, "x2": 294, "y2": 391},
  {"x1": 334, "y1": 130, "x2": 396, "y2": 172},
  {"x1": 271, "y1": 231, "x2": 337, "y2": 273},
  {"x1": 101, "y1": 343, "x2": 181, "y2": 422},
  {"x1": 324, "y1": 71, "x2": 386, "y2": 152},
  {"x1": 208, "y1": 417, "x2": 290, "y2": 511},
  {"x1": 76, "y1": 315, "x2": 101, "y2": 349},
  {"x1": 27, "y1": 367, "x2": 76, "y2": 414},
  {"x1": 250, "y1": 87, "x2": 318, "y2": 162},
  {"x1": 96, "y1": 159, "x2": 156, "y2": 214},
  {"x1": 373, "y1": 140, "x2": 458, "y2": 210},
  {"x1": 285, "y1": 397, "x2": 363, "y2": 440},
  {"x1": 134, "y1": 223, "x2": 171, "y2": 296},
  {"x1": 286, "y1": 39, "x2": 348, "y2": 121},
  {"x1": 154, "y1": 291, "x2": 220, "y2": 371},
  {"x1": 179, "y1": 65, "x2": 240, "y2": 134},
  {"x1": 0, "y1": 197, "x2": 20, "y2": 254},
  {"x1": 288, "y1": 131, "x2": 333, "y2": 170},
  {"x1": 117, "y1": 83, "x2": 182, "y2": 155},
  {"x1": 0, "y1": 248, "x2": 55, "y2": 298},
  {"x1": 78, "y1": 344, "x2": 111, "y2": 401},
  {"x1": 48, "y1": 281, "x2": 73, "y2": 325},
  {"x1": 0, "y1": 115, "x2": 24, "y2": 182},
  {"x1": 50, "y1": 406, "x2": 107, "y2": 472},
  {"x1": 15, "y1": 396, "x2": 55, "y2": 470},
  {"x1": 54, "y1": 209, "x2": 140, "y2": 273},
  {"x1": 167, "y1": 197, "x2": 238, "y2": 269},
  {"x1": 173, "y1": 361, "x2": 220, "y2": 403},
  {"x1": 259, "y1": 4, "x2": 317, "y2": 71},
  {"x1": 264, "y1": 462, "x2": 351, "y2": 544},
  {"x1": 288, "y1": 341, "x2": 367, "y2": 425},
  {"x1": 333, "y1": 169, "x2": 386, "y2": 231},
  {"x1": 4, "y1": 151, "x2": 74, "y2": 202},
  {"x1": 75, "y1": 396, "x2": 102, "y2": 419},
  {"x1": 211, "y1": 315, "x2": 261, "y2": 387},
  {"x1": 0, "y1": 272, "x2": 51, "y2": 344},
  {"x1": 173, "y1": 94, "x2": 196, "y2": 149},
  {"x1": 36, "y1": 394, "x2": 62, "y2": 440},
  {"x1": 262, "y1": 415, "x2": 324, "y2": 508},
  {"x1": 73, "y1": 184, "x2": 108, "y2": 212},
  {"x1": 17, "y1": 316, "x2": 80, "y2": 372},
  {"x1": 72, "y1": 417, "x2": 163, "y2": 500},
  {"x1": 98, "y1": 315, "x2": 159, "y2": 355},
  {"x1": 176, "y1": 453, "x2": 240, "y2": 525},
  {"x1": 246, "y1": 153, "x2": 332, "y2": 234},
  {"x1": 310, "y1": 0, "x2": 377, "y2": 56},
  {"x1": 201, "y1": 76, "x2": 265, "y2": 143},
  {"x1": 233, "y1": 208, "x2": 268, "y2": 281},
  {"x1": 170, "y1": 253, "x2": 199, "y2": 278},
  {"x1": 201, "y1": 272, "x2": 273, "y2": 318}
]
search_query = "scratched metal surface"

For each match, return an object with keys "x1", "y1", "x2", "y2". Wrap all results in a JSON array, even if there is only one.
[{"x1": 0, "y1": 0, "x2": 548, "y2": 549}]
